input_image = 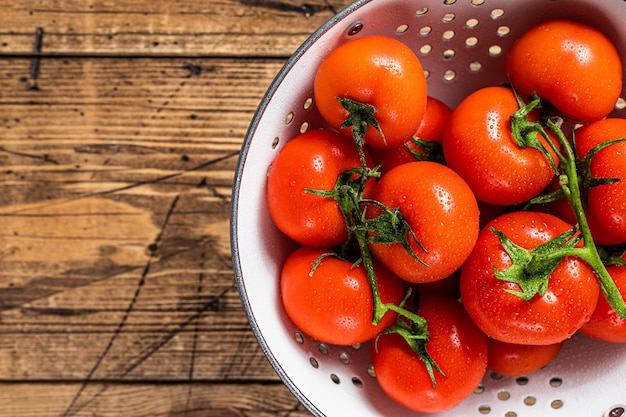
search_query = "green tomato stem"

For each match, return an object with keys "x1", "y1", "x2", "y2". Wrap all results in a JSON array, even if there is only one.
[{"x1": 545, "y1": 118, "x2": 626, "y2": 317}]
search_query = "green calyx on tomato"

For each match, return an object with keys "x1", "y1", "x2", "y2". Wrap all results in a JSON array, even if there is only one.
[
  {"x1": 375, "y1": 291, "x2": 447, "y2": 388},
  {"x1": 509, "y1": 91, "x2": 560, "y2": 174},
  {"x1": 490, "y1": 225, "x2": 580, "y2": 301},
  {"x1": 337, "y1": 97, "x2": 386, "y2": 166},
  {"x1": 405, "y1": 136, "x2": 446, "y2": 164},
  {"x1": 494, "y1": 87, "x2": 626, "y2": 318}
]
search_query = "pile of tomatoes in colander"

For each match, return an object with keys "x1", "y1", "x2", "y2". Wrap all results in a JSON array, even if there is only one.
[{"x1": 265, "y1": 19, "x2": 626, "y2": 413}]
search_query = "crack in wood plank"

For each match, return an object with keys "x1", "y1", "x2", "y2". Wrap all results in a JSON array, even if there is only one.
[
  {"x1": 60, "y1": 284, "x2": 235, "y2": 416},
  {"x1": 26, "y1": 27, "x2": 43, "y2": 91},
  {"x1": 61, "y1": 194, "x2": 180, "y2": 417}
]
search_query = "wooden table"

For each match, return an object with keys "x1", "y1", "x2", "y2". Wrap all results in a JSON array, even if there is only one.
[{"x1": 0, "y1": 1, "x2": 352, "y2": 415}]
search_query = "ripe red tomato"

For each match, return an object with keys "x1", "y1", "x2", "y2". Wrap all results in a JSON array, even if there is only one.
[
  {"x1": 314, "y1": 35, "x2": 427, "y2": 149},
  {"x1": 487, "y1": 338, "x2": 563, "y2": 377},
  {"x1": 460, "y1": 211, "x2": 600, "y2": 345},
  {"x1": 368, "y1": 161, "x2": 480, "y2": 283},
  {"x1": 442, "y1": 86, "x2": 559, "y2": 206},
  {"x1": 266, "y1": 129, "x2": 374, "y2": 247},
  {"x1": 505, "y1": 19, "x2": 622, "y2": 123},
  {"x1": 371, "y1": 295, "x2": 487, "y2": 413},
  {"x1": 280, "y1": 246, "x2": 405, "y2": 345},
  {"x1": 580, "y1": 265, "x2": 626, "y2": 343},
  {"x1": 573, "y1": 118, "x2": 626, "y2": 245},
  {"x1": 371, "y1": 96, "x2": 451, "y2": 173}
]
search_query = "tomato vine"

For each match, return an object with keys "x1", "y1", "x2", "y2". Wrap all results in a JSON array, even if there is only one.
[{"x1": 501, "y1": 91, "x2": 626, "y2": 317}]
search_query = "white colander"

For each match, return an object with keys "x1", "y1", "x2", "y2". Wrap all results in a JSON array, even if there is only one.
[{"x1": 231, "y1": 0, "x2": 626, "y2": 416}]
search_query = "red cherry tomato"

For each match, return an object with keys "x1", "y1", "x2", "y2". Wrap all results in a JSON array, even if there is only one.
[
  {"x1": 487, "y1": 338, "x2": 563, "y2": 377},
  {"x1": 266, "y1": 129, "x2": 374, "y2": 247},
  {"x1": 280, "y1": 246, "x2": 405, "y2": 345},
  {"x1": 314, "y1": 35, "x2": 428, "y2": 149},
  {"x1": 371, "y1": 295, "x2": 487, "y2": 413},
  {"x1": 580, "y1": 265, "x2": 626, "y2": 343},
  {"x1": 368, "y1": 161, "x2": 480, "y2": 283},
  {"x1": 574, "y1": 118, "x2": 626, "y2": 245},
  {"x1": 372, "y1": 96, "x2": 451, "y2": 173},
  {"x1": 460, "y1": 211, "x2": 600, "y2": 345},
  {"x1": 442, "y1": 86, "x2": 559, "y2": 206},
  {"x1": 505, "y1": 19, "x2": 622, "y2": 122}
]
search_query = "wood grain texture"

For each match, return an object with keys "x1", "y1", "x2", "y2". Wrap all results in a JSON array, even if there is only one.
[
  {"x1": 0, "y1": 382, "x2": 312, "y2": 417},
  {"x1": 0, "y1": 0, "x2": 340, "y2": 414},
  {"x1": 0, "y1": 56, "x2": 283, "y2": 382},
  {"x1": 0, "y1": 0, "x2": 354, "y2": 57}
]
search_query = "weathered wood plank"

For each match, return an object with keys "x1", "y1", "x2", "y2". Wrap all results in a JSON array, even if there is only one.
[
  {"x1": 0, "y1": 56, "x2": 286, "y2": 381},
  {"x1": 0, "y1": 382, "x2": 312, "y2": 417},
  {"x1": 0, "y1": 0, "x2": 354, "y2": 57}
]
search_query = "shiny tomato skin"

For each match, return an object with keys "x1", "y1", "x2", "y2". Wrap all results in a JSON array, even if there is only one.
[
  {"x1": 280, "y1": 246, "x2": 404, "y2": 345},
  {"x1": 371, "y1": 295, "x2": 488, "y2": 413},
  {"x1": 368, "y1": 161, "x2": 480, "y2": 283},
  {"x1": 574, "y1": 118, "x2": 626, "y2": 245},
  {"x1": 505, "y1": 19, "x2": 622, "y2": 123},
  {"x1": 266, "y1": 129, "x2": 374, "y2": 247},
  {"x1": 442, "y1": 86, "x2": 559, "y2": 206},
  {"x1": 314, "y1": 35, "x2": 427, "y2": 149},
  {"x1": 372, "y1": 96, "x2": 452, "y2": 174},
  {"x1": 460, "y1": 211, "x2": 600, "y2": 345},
  {"x1": 487, "y1": 338, "x2": 563, "y2": 377},
  {"x1": 580, "y1": 265, "x2": 626, "y2": 343}
]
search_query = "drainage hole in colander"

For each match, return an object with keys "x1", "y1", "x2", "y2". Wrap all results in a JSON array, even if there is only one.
[
  {"x1": 345, "y1": 21, "x2": 363, "y2": 37},
  {"x1": 497, "y1": 26, "x2": 511, "y2": 37},
  {"x1": 478, "y1": 405, "x2": 491, "y2": 414},
  {"x1": 352, "y1": 376, "x2": 363, "y2": 388},
  {"x1": 416, "y1": 7, "x2": 428, "y2": 17},
  {"x1": 515, "y1": 376, "x2": 529, "y2": 385},
  {"x1": 488, "y1": 44, "x2": 503, "y2": 57},
  {"x1": 466, "y1": 36, "x2": 479, "y2": 48},
  {"x1": 466, "y1": 18, "x2": 479, "y2": 29},
  {"x1": 271, "y1": 137, "x2": 279, "y2": 150},
  {"x1": 442, "y1": 13, "x2": 456, "y2": 23},
  {"x1": 490, "y1": 8, "x2": 505, "y2": 19},
  {"x1": 443, "y1": 70, "x2": 456, "y2": 81},
  {"x1": 442, "y1": 29, "x2": 455, "y2": 41},
  {"x1": 605, "y1": 405, "x2": 626, "y2": 417},
  {"x1": 318, "y1": 343, "x2": 329, "y2": 355},
  {"x1": 616, "y1": 97, "x2": 626, "y2": 110},
  {"x1": 396, "y1": 24, "x2": 409, "y2": 34},
  {"x1": 497, "y1": 390, "x2": 511, "y2": 401},
  {"x1": 549, "y1": 376, "x2": 562, "y2": 387},
  {"x1": 524, "y1": 396, "x2": 537, "y2": 406}
]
